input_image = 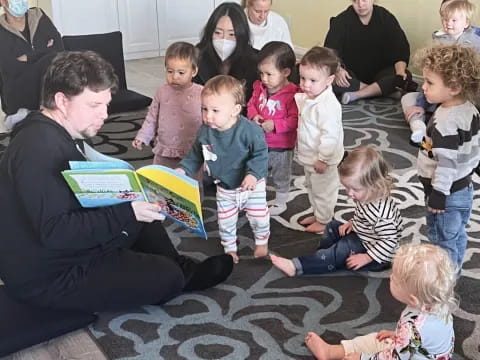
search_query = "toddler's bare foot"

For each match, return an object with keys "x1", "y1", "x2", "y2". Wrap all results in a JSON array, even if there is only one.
[
  {"x1": 227, "y1": 252, "x2": 239, "y2": 264},
  {"x1": 270, "y1": 254, "x2": 296, "y2": 277},
  {"x1": 305, "y1": 221, "x2": 325, "y2": 233},
  {"x1": 305, "y1": 332, "x2": 330, "y2": 360},
  {"x1": 299, "y1": 215, "x2": 316, "y2": 225},
  {"x1": 254, "y1": 244, "x2": 268, "y2": 258}
]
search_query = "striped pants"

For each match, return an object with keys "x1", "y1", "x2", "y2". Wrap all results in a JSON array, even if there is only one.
[{"x1": 216, "y1": 179, "x2": 270, "y2": 253}]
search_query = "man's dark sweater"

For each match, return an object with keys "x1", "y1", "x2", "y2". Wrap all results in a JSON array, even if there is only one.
[
  {"x1": 0, "y1": 112, "x2": 140, "y2": 299},
  {"x1": 324, "y1": 5, "x2": 410, "y2": 84}
]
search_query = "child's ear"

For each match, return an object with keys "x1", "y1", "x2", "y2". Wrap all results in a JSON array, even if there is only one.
[
  {"x1": 232, "y1": 103, "x2": 242, "y2": 117},
  {"x1": 326, "y1": 73, "x2": 335, "y2": 87},
  {"x1": 449, "y1": 84, "x2": 462, "y2": 97},
  {"x1": 192, "y1": 66, "x2": 199, "y2": 78},
  {"x1": 408, "y1": 294, "x2": 420, "y2": 308},
  {"x1": 282, "y1": 68, "x2": 291, "y2": 79}
]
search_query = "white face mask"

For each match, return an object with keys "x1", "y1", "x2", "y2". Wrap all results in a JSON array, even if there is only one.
[{"x1": 212, "y1": 39, "x2": 236, "y2": 61}]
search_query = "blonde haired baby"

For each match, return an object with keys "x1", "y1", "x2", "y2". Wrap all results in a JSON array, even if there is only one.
[
  {"x1": 304, "y1": 243, "x2": 456, "y2": 360},
  {"x1": 271, "y1": 146, "x2": 402, "y2": 276}
]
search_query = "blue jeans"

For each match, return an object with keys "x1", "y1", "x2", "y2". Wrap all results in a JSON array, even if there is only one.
[
  {"x1": 426, "y1": 184, "x2": 473, "y2": 270},
  {"x1": 293, "y1": 220, "x2": 388, "y2": 275}
]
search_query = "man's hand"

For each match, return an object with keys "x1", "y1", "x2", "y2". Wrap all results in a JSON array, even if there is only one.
[
  {"x1": 376, "y1": 330, "x2": 395, "y2": 342},
  {"x1": 241, "y1": 174, "x2": 257, "y2": 191},
  {"x1": 346, "y1": 253, "x2": 372, "y2": 270},
  {"x1": 335, "y1": 67, "x2": 351, "y2": 88},
  {"x1": 261, "y1": 119, "x2": 275, "y2": 132},
  {"x1": 131, "y1": 139, "x2": 145, "y2": 150},
  {"x1": 252, "y1": 115, "x2": 264, "y2": 125},
  {"x1": 404, "y1": 106, "x2": 425, "y2": 121},
  {"x1": 339, "y1": 221, "x2": 353, "y2": 236},
  {"x1": 16, "y1": 54, "x2": 28, "y2": 62},
  {"x1": 131, "y1": 201, "x2": 165, "y2": 223},
  {"x1": 314, "y1": 160, "x2": 327, "y2": 174}
]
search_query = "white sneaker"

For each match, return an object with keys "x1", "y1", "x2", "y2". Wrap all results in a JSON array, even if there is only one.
[{"x1": 269, "y1": 203, "x2": 287, "y2": 216}]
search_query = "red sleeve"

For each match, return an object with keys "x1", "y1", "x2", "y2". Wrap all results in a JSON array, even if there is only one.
[{"x1": 247, "y1": 81, "x2": 262, "y2": 120}]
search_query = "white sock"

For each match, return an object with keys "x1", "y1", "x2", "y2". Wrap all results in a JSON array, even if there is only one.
[{"x1": 341, "y1": 92, "x2": 358, "y2": 105}]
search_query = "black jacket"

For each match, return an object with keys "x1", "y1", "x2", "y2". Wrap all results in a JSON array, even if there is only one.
[
  {"x1": 0, "y1": 112, "x2": 141, "y2": 299},
  {"x1": 324, "y1": 5, "x2": 410, "y2": 84},
  {"x1": 0, "y1": 8, "x2": 63, "y2": 115},
  {"x1": 194, "y1": 45, "x2": 258, "y2": 104}
]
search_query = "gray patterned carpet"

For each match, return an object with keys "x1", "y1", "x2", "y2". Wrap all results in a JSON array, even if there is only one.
[{"x1": 1, "y1": 99, "x2": 478, "y2": 359}]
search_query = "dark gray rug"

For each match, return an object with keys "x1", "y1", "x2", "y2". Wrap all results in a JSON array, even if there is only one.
[{"x1": 1, "y1": 99, "x2": 478, "y2": 360}]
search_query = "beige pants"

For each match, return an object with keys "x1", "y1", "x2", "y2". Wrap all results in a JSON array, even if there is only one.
[
  {"x1": 304, "y1": 164, "x2": 340, "y2": 224},
  {"x1": 341, "y1": 333, "x2": 393, "y2": 355}
]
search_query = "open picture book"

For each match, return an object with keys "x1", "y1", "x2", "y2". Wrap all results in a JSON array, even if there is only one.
[{"x1": 62, "y1": 142, "x2": 206, "y2": 239}]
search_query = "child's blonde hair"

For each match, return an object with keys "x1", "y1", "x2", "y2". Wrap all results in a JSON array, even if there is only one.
[
  {"x1": 393, "y1": 243, "x2": 457, "y2": 314},
  {"x1": 338, "y1": 146, "x2": 393, "y2": 201},
  {"x1": 202, "y1": 75, "x2": 245, "y2": 107},
  {"x1": 300, "y1": 46, "x2": 339, "y2": 76},
  {"x1": 416, "y1": 44, "x2": 480, "y2": 105},
  {"x1": 441, "y1": 0, "x2": 476, "y2": 23},
  {"x1": 164, "y1": 42, "x2": 199, "y2": 70}
]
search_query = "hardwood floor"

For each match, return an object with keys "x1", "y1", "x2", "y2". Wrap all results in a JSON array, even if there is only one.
[{"x1": 0, "y1": 57, "x2": 165, "y2": 360}]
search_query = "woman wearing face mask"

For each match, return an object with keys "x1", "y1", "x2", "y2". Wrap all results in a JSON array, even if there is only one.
[
  {"x1": 245, "y1": 0, "x2": 292, "y2": 51},
  {"x1": 0, "y1": 0, "x2": 63, "y2": 128},
  {"x1": 324, "y1": 0, "x2": 415, "y2": 105},
  {"x1": 195, "y1": 2, "x2": 257, "y2": 102}
]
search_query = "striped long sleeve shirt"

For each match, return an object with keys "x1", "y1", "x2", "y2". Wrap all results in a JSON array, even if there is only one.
[
  {"x1": 417, "y1": 102, "x2": 480, "y2": 210},
  {"x1": 352, "y1": 197, "x2": 403, "y2": 264}
]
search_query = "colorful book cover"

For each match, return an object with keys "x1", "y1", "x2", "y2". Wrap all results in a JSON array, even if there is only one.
[{"x1": 62, "y1": 143, "x2": 206, "y2": 238}]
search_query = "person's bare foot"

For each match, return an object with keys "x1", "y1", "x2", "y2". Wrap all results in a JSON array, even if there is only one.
[
  {"x1": 254, "y1": 244, "x2": 268, "y2": 258},
  {"x1": 299, "y1": 215, "x2": 316, "y2": 226},
  {"x1": 227, "y1": 252, "x2": 239, "y2": 264},
  {"x1": 305, "y1": 221, "x2": 325, "y2": 233},
  {"x1": 270, "y1": 254, "x2": 296, "y2": 277},
  {"x1": 305, "y1": 332, "x2": 330, "y2": 360}
]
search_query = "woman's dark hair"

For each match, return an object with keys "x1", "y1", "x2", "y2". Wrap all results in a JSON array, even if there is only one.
[
  {"x1": 197, "y1": 2, "x2": 252, "y2": 65},
  {"x1": 41, "y1": 51, "x2": 118, "y2": 110},
  {"x1": 257, "y1": 41, "x2": 295, "y2": 72}
]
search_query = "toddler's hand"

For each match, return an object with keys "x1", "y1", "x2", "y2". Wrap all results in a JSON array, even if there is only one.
[
  {"x1": 376, "y1": 330, "x2": 395, "y2": 342},
  {"x1": 404, "y1": 106, "x2": 425, "y2": 121},
  {"x1": 132, "y1": 139, "x2": 144, "y2": 150},
  {"x1": 241, "y1": 174, "x2": 257, "y2": 191},
  {"x1": 314, "y1": 160, "x2": 327, "y2": 174},
  {"x1": 175, "y1": 168, "x2": 186, "y2": 176},
  {"x1": 335, "y1": 67, "x2": 351, "y2": 88},
  {"x1": 252, "y1": 115, "x2": 264, "y2": 125},
  {"x1": 428, "y1": 206, "x2": 445, "y2": 214},
  {"x1": 261, "y1": 119, "x2": 275, "y2": 132},
  {"x1": 346, "y1": 253, "x2": 372, "y2": 270},
  {"x1": 339, "y1": 221, "x2": 353, "y2": 236},
  {"x1": 344, "y1": 352, "x2": 361, "y2": 360}
]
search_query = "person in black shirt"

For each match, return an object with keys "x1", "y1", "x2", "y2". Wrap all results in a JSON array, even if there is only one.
[
  {"x1": 194, "y1": 2, "x2": 258, "y2": 103},
  {"x1": 324, "y1": 0, "x2": 414, "y2": 104},
  {"x1": 0, "y1": 51, "x2": 233, "y2": 313},
  {"x1": 0, "y1": 1, "x2": 63, "y2": 122}
]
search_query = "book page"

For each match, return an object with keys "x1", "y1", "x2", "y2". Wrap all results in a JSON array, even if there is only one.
[
  {"x1": 62, "y1": 169, "x2": 144, "y2": 207},
  {"x1": 136, "y1": 165, "x2": 207, "y2": 239}
]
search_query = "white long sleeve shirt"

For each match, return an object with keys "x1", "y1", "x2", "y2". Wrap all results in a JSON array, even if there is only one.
[
  {"x1": 295, "y1": 86, "x2": 344, "y2": 167},
  {"x1": 247, "y1": 10, "x2": 293, "y2": 50}
]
